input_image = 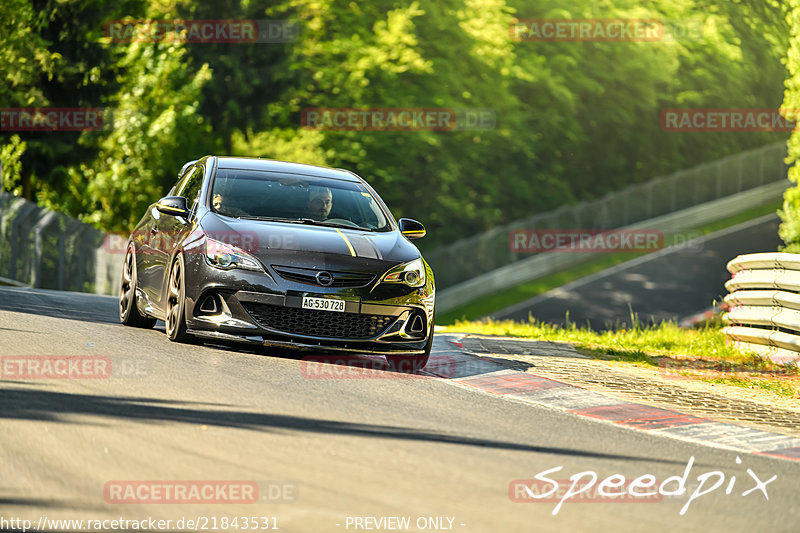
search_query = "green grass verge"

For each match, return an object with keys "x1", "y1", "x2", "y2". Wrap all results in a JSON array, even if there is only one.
[
  {"x1": 441, "y1": 317, "x2": 749, "y2": 363},
  {"x1": 436, "y1": 201, "x2": 781, "y2": 325},
  {"x1": 700, "y1": 377, "x2": 798, "y2": 398}
]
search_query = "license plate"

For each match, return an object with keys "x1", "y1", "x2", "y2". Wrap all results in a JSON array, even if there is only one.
[{"x1": 302, "y1": 296, "x2": 345, "y2": 312}]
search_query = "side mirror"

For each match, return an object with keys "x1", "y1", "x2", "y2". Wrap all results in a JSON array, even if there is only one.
[
  {"x1": 399, "y1": 218, "x2": 426, "y2": 239},
  {"x1": 156, "y1": 196, "x2": 190, "y2": 218}
]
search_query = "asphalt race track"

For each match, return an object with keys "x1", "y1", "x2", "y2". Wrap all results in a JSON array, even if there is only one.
[{"x1": 1, "y1": 285, "x2": 799, "y2": 532}]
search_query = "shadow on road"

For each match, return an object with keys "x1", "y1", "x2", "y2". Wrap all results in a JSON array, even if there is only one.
[
  {"x1": 0, "y1": 287, "x2": 118, "y2": 324},
  {"x1": 0, "y1": 386, "x2": 683, "y2": 464},
  {"x1": 0, "y1": 496, "x2": 96, "y2": 510}
]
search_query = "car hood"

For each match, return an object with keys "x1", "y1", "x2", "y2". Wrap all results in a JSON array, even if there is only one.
[{"x1": 199, "y1": 213, "x2": 422, "y2": 273}]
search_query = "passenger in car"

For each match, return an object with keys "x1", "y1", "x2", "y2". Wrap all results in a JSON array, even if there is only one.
[{"x1": 212, "y1": 193, "x2": 248, "y2": 217}]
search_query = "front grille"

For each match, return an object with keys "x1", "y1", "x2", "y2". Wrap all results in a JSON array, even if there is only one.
[
  {"x1": 242, "y1": 302, "x2": 395, "y2": 339},
  {"x1": 272, "y1": 265, "x2": 375, "y2": 288}
]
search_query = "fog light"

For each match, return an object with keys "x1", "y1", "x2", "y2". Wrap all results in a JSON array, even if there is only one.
[
  {"x1": 199, "y1": 294, "x2": 219, "y2": 314},
  {"x1": 403, "y1": 313, "x2": 426, "y2": 338},
  {"x1": 409, "y1": 314, "x2": 425, "y2": 334}
]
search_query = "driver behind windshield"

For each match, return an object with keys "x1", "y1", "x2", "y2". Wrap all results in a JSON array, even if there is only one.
[{"x1": 306, "y1": 186, "x2": 333, "y2": 221}]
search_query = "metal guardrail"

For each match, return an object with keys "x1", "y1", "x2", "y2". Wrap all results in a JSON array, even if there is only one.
[
  {"x1": 723, "y1": 253, "x2": 800, "y2": 366},
  {"x1": 0, "y1": 192, "x2": 120, "y2": 295},
  {"x1": 427, "y1": 141, "x2": 788, "y2": 290}
]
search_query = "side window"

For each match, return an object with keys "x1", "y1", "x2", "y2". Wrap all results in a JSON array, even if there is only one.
[
  {"x1": 170, "y1": 165, "x2": 194, "y2": 196},
  {"x1": 177, "y1": 166, "x2": 204, "y2": 210}
]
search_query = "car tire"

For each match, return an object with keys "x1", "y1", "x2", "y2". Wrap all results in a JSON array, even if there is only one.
[
  {"x1": 387, "y1": 330, "x2": 433, "y2": 373},
  {"x1": 165, "y1": 255, "x2": 191, "y2": 342},
  {"x1": 119, "y1": 245, "x2": 157, "y2": 329}
]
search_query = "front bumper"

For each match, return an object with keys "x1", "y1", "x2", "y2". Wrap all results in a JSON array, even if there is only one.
[{"x1": 181, "y1": 253, "x2": 434, "y2": 355}]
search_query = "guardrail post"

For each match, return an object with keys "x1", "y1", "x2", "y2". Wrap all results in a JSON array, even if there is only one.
[
  {"x1": 0, "y1": 193, "x2": 10, "y2": 271},
  {"x1": 737, "y1": 153, "x2": 744, "y2": 192},
  {"x1": 31, "y1": 210, "x2": 58, "y2": 288},
  {"x1": 74, "y1": 225, "x2": 93, "y2": 292},
  {"x1": 58, "y1": 218, "x2": 85, "y2": 291},
  {"x1": 9, "y1": 201, "x2": 37, "y2": 282}
]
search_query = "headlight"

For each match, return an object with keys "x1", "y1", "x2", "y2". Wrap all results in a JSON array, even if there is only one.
[
  {"x1": 204, "y1": 237, "x2": 261, "y2": 271},
  {"x1": 381, "y1": 258, "x2": 426, "y2": 288}
]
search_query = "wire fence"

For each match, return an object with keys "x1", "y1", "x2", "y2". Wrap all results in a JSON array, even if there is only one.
[{"x1": 426, "y1": 142, "x2": 789, "y2": 289}]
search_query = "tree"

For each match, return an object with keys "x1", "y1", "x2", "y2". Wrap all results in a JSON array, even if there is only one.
[{"x1": 779, "y1": 0, "x2": 800, "y2": 251}]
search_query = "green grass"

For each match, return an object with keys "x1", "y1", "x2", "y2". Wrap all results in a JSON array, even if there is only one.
[
  {"x1": 436, "y1": 201, "x2": 781, "y2": 325},
  {"x1": 441, "y1": 317, "x2": 755, "y2": 363}
]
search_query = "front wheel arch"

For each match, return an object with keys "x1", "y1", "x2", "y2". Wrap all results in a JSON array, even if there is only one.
[
  {"x1": 119, "y1": 243, "x2": 156, "y2": 328},
  {"x1": 165, "y1": 254, "x2": 192, "y2": 342}
]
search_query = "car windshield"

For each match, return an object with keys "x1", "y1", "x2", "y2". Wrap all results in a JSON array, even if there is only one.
[{"x1": 209, "y1": 169, "x2": 392, "y2": 231}]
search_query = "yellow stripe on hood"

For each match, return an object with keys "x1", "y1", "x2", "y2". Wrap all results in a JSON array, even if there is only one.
[{"x1": 335, "y1": 229, "x2": 357, "y2": 257}]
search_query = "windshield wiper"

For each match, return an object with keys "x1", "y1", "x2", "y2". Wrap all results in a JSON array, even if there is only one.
[
  {"x1": 237, "y1": 216, "x2": 307, "y2": 224},
  {"x1": 305, "y1": 219, "x2": 374, "y2": 231},
  {"x1": 235, "y1": 216, "x2": 370, "y2": 231}
]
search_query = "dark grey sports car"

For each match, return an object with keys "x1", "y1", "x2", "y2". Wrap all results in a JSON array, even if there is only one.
[{"x1": 119, "y1": 156, "x2": 435, "y2": 370}]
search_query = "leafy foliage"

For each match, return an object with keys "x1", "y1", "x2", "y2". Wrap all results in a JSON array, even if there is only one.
[
  {"x1": 0, "y1": 0, "x2": 792, "y2": 245},
  {"x1": 780, "y1": 0, "x2": 800, "y2": 251}
]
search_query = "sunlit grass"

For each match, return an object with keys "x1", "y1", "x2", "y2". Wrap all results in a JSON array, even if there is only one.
[
  {"x1": 701, "y1": 377, "x2": 799, "y2": 398},
  {"x1": 443, "y1": 316, "x2": 750, "y2": 363}
]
